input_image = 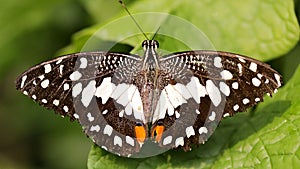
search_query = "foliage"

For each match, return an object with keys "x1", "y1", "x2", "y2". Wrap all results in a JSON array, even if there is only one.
[
  {"x1": 1, "y1": 0, "x2": 299, "y2": 168},
  {"x1": 80, "y1": 0, "x2": 299, "y2": 168}
]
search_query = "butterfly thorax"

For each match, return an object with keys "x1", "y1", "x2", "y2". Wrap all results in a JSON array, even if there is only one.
[{"x1": 138, "y1": 40, "x2": 162, "y2": 124}]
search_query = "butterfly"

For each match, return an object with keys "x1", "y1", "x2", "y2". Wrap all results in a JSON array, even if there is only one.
[{"x1": 16, "y1": 38, "x2": 282, "y2": 157}]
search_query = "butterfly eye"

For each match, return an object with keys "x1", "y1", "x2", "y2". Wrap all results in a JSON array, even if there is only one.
[
  {"x1": 152, "y1": 40, "x2": 159, "y2": 49},
  {"x1": 142, "y1": 40, "x2": 148, "y2": 49}
]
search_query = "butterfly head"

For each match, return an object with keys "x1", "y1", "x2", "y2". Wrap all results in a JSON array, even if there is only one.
[
  {"x1": 141, "y1": 40, "x2": 160, "y2": 70},
  {"x1": 142, "y1": 40, "x2": 159, "y2": 51}
]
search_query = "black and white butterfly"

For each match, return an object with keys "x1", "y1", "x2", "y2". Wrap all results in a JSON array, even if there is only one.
[{"x1": 16, "y1": 38, "x2": 282, "y2": 157}]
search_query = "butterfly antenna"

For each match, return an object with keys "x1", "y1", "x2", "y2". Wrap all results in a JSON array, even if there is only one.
[
  {"x1": 151, "y1": 26, "x2": 161, "y2": 40},
  {"x1": 118, "y1": 0, "x2": 149, "y2": 40}
]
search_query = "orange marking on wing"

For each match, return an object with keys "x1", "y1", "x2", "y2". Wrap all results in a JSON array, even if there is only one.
[
  {"x1": 151, "y1": 126, "x2": 165, "y2": 142},
  {"x1": 135, "y1": 126, "x2": 146, "y2": 143}
]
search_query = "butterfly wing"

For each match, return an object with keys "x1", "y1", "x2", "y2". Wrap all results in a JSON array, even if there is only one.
[
  {"x1": 16, "y1": 52, "x2": 145, "y2": 157},
  {"x1": 152, "y1": 50, "x2": 282, "y2": 150}
]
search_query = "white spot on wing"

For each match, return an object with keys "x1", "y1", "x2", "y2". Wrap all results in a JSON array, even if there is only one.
[
  {"x1": 199, "y1": 127, "x2": 208, "y2": 134},
  {"x1": 220, "y1": 70, "x2": 233, "y2": 80},
  {"x1": 41, "y1": 99, "x2": 47, "y2": 104},
  {"x1": 167, "y1": 105, "x2": 174, "y2": 116},
  {"x1": 117, "y1": 84, "x2": 136, "y2": 106},
  {"x1": 125, "y1": 104, "x2": 133, "y2": 116},
  {"x1": 87, "y1": 112, "x2": 94, "y2": 122},
  {"x1": 101, "y1": 146, "x2": 107, "y2": 151},
  {"x1": 119, "y1": 110, "x2": 124, "y2": 117},
  {"x1": 252, "y1": 77, "x2": 261, "y2": 87},
  {"x1": 214, "y1": 57, "x2": 222, "y2": 68},
  {"x1": 175, "y1": 137, "x2": 184, "y2": 147},
  {"x1": 249, "y1": 62, "x2": 257, "y2": 72},
  {"x1": 131, "y1": 89, "x2": 144, "y2": 121},
  {"x1": 157, "y1": 90, "x2": 169, "y2": 120},
  {"x1": 209, "y1": 111, "x2": 216, "y2": 121},
  {"x1": 20, "y1": 75, "x2": 27, "y2": 89},
  {"x1": 175, "y1": 110, "x2": 180, "y2": 118},
  {"x1": 232, "y1": 82, "x2": 239, "y2": 89},
  {"x1": 206, "y1": 80, "x2": 221, "y2": 106},
  {"x1": 63, "y1": 83, "x2": 70, "y2": 90},
  {"x1": 103, "y1": 125, "x2": 113, "y2": 136},
  {"x1": 274, "y1": 73, "x2": 281, "y2": 86},
  {"x1": 53, "y1": 99, "x2": 59, "y2": 106},
  {"x1": 95, "y1": 77, "x2": 116, "y2": 104},
  {"x1": 163, "y1": 136, "x2": 172, "y2": 145},
  {"x1": 238, "y1": 57, "x2": 246, "y2": 63},
  {"x1": 185, "y1": 126, "x2": 195, "y2": 138},
  {"x1": 38, "y1": 75, "x2": 45, "y2": 80},
  {"x1": 153, "y1": 83, "x2": 192, "y2": 123},
  {"x1": 114, "y1": 135, "x2": 122, "y2": 147},
  {"x1": 63, "y1": 106, "x2": 69, "y2": 112},
  {"x1": 90, "y1": 125, "x2": 100, "y2": 132},
  {"x1": 23, "y1": 91, "x2": 28, "y2": 95},
  {"x1": 265, "y1": 79, "x2": 269, "y2": 84},
  {"x1": 219, "y1": 82, "x2": 230, "y2": 96},
  {"x1": 186, "y1": 76, "x2": 207, "y2": 103},
  {"x1": 237, "y1": 63, "x2": 242, "y2": 74},
  {"x1": 133, "y1": 106, "x2": 144, "y2": 122},
  {"x1": 125, "y1": 136, "x2": 135, "y2": 146},
  {"x1": 173, "y1": 83, "x2": 192, "y2": 100},
  {"x1": 73, "y1": 113, "x2": 79, "y2": 119},
  {"x1": 80, "y1": 58, "x2": 88, "y2": 69},
  {"x1": 243, "y1": 98, "x2": 250, "y2": 104},
  {"x1": 102, "y1": 109, "x2": 108, "y2": 115},
  {"x1": 72, "y1": 83, "x2": 82, "y2": 97},
  {"x1": 44, "y1": 64, "x2": 52, "y2": 74},
  {"x1": 56, "y1": 59, "x2": 62, "y2": 64},
  {"x1": 223, "y1": 113, "x2": 230, "y2": 117},
  {"x1": 69, "y1": 71, "x2": 82, "y2": 81},
  {"x1": 257, "y1": 73, "x2": 263, "y2": 79},
  {"x1": 41, "y1": 79, "x2": 49, "y2": 88},
  {"x1": 111, "y1": 83, "x2": 130, "y2": 99},
  {"x1": 165, "y1": 84, "x2": 186, "y2": 108},
  {"x1": 59, "y1": 65, "x2": 64, "y2": 75},
  {"x1": 233, "y1": 104, "x2": 239, "y2": 111},
  {"x1": 81, "y1": 80, "x2": 96, "y2": 107}
]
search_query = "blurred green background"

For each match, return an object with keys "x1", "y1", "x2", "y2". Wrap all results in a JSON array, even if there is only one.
[
  {"x1": 0, "y1": 0, "x2": 299, "y2": 169},
  {"x1": 0, "y1": 0, "x2": 93, "y2": 169}
]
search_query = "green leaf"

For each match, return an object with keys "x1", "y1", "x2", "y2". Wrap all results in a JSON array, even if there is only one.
[
  {"x1": 60, "y1": 0, "x2": 299, "y2": 168},
  {"x1": 64, "y1": 0, "x2": 299, "y2": 61},
  {"x1": 212, "y1": 65, "x2": 300, "y2": 168}
]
